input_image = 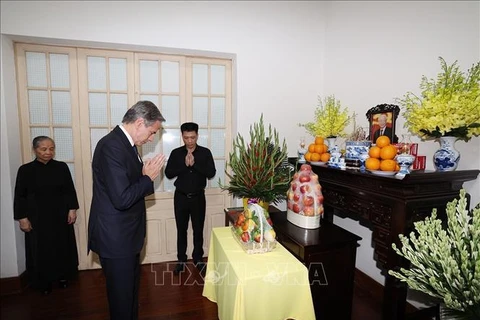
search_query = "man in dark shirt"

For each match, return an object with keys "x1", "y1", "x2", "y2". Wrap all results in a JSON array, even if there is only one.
[{"x1": 165, "y1": 122, "x2": 216, "y2": 275}]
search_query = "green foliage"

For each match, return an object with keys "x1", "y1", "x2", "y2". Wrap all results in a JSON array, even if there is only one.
[
  {"x1": 299, "y1": 95, "x2": 352, "y2": 138},
  {"x1": 397, "y1": 57, "x2": 480, "y2": 142},
  {"x1": 388, "y1": 190, "x2": 480, "y2": 318},
  {"x1": 219, "y1": 115, "x2": 292, "y2": 205}
]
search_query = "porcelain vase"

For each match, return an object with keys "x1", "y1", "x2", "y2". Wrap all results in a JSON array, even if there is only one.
[
  {"x1": 433, "y1": 136, "x2": 460, "y2": 172},
  {"x1": 326, "y1": 136, "x2": 337, "y2": 152}
]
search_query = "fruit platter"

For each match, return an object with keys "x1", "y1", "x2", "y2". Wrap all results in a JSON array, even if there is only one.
[
  {"x1": 231, "y1": 203, "x2": 277, "y2": 254},
  {"x1": 286, "y1": 164, "x2": 324, "y2": 229}
]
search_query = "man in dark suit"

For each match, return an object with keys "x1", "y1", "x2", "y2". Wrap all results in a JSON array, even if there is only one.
[
  {"x1": 373, "y1": 113, "x2": 393, "y2": 142},
  {"x1": 88, "y1": 101, "x2": 166, "y2": 320},
  {"x1": 165, "y1": 122, "x2": 216, "y2": 276}
]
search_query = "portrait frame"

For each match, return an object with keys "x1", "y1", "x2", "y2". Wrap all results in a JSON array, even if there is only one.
[{"x1": 365, "y1": 104, "x2": 400, "y2": 144}]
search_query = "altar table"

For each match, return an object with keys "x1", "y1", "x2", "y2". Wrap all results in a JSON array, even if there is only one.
[{"x1": 202, "y1": 227, "x2": 315, "y2": 320}]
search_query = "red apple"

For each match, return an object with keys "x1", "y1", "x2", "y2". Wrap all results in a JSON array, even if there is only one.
[
  {"x1": 291, "y1": 182, "x2": 297, "y2": 191},
  {"x1": 293, "y1": 193, "x2": 301, "y2": 202},
  {"x1": 303, "y1": 206, "x2": 314, "y2": 216},
  {"x1": 292, "y1": 203, "x2": 301, "y2": 213},
  {"x1": 300, "y1": 164, "x2": 312, "y2": 171},
  {"x1": 299, "y1": 175, "x2": 311, "y2": 183},
  {"x1": 303, "y1": 196, "x2": 314, "y2": 206},
  {"x1": 317, "y1": 194, "x2": 324, "y2": 203},
  {"x1": 287, "y1": 202, "x2": 293, "y2": 210},
  {"x1": 241, "y1": 232, "x2": 250, "y2": 242},
  {"x1": 300, "y1": 184, "x2": 310, "y2": 194}
]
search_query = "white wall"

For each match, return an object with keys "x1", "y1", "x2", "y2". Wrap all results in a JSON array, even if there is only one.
[
  {"x1": 1, "y1": 35, "x2": 24, "y2": 277},
  {"x1": 1, "y1": 1, "x2": 479, "y2": 296}
]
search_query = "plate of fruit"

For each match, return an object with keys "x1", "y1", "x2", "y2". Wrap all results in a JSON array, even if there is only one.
[
  {"x1": 367, "y1": 170, "x2": 397, "y2": 176},
  {"x1": 309, "y1": 161, "x2": 326, "y2": 166}
]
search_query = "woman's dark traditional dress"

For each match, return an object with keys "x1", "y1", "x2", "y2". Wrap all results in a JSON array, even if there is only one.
[{"x1": 14, "y1": 159, "x2": 79, "y2": 289}]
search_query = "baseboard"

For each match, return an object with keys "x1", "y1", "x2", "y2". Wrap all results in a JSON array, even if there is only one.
[
  {"x1": 0, "y1": 271, "x2": 28, "y2": 296},
  {"x1": 354, "y1": 268, "x2": 419, "y2": 314}
]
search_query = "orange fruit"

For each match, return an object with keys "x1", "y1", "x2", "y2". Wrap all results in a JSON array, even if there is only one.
[
  {"x1": 380, "y1": 145, "x2": 397, "y2": 160},
  {"x1": 308, "y1": 144, "x2": 316, "y2": 153},
  {"x1": 320, "y1": 153, "x2": 330, "y2": 162},
  {"x1": 380, "y1": 159, "x2": 397, "y2": 171},
  {"x1": 305, "y1": 152, "x2": 312, "y2": 162},
  {"x1": 310, "y1": 153, "x2": 321, "y2": 162},
  {"x1": 314, "y1": 144, "x2": 324, "y2": 154},
  {"x1": 322, "y1": 144, "x2": 329, "y2": 153},
  {"x1": 376, "y1": 136, "x2": 391, "y2": 148},
  {"x1": 365, "y1": 158, "x2": 381, "y2": 170},
  {"x1": 395, "y1": 164, "x2": 400, "y2": 171},
  {"x1": 315, "y1": 136, "x2": 325, "y2": 145},
  {"x1": 368, "y1": 146, "x2": 381, "y2": 159}
]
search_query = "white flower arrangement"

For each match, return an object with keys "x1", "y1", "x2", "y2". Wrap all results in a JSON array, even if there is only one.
[{"x1": 389, "y1": 189, "x2": 480, "y2": 319}]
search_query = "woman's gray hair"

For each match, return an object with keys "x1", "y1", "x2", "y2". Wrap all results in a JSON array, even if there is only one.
[
  {"x1": 122, "y1": 101, "x2": 166, "y2": 127},
  {"x1": 32, "y1": 136, "x2": 54, "y2": 149}
]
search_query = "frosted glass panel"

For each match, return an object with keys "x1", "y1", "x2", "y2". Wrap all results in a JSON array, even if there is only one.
[
  {"x1": 26, "y1": 52, "x2": 47, "y2": 87},
  {"x1": 140, "y1": 95, "x2": 159, "y2": 107},
  {"x1": 53, "y1": 128, "x2": 73, "y2": 160},
  {"x1": 162, "y1": 95, "x2": 179, "y2": 127},
  {"x1": 30, "y1": 127, "x2": 50, "y2": 153},
  {"x1": 211, "y1": 65, "x2": 225, "y2": 95},
  {"x1": 210, "y1": 129, "x2": 225, "y2": 157},
  {"x1": 49, "y1": 54, "x2": 70, "y2": 88},
  {"x1": 89, "y1": 93, "x2": 108, "y2": 126},
  {"x1": 28, "y1": 90, "x2": 49, "y2": 125},
  {"x1": 211, "y1": 159, "x2": 225, "y2": 188},
  {"x1": 161, "y1": 61, "x2": 179, "y2": 93},
  {"x1": 140, "y1": 60, "x2": 159, "y2": 92},
  {"x1": 211, "y1": 98, "x2": 225, "y2": 126},
  {"x1": 110, "y1": 94, "x2": 128, "y2": 126},
  {"x1": 90, "y1": 128, "x2": 109, "y2": 160},
  {"x1": 67, "y1": 163, "x2": 76, "y2": 185},
  {"x1": 109, "y1": 58, "x2": 127, "y2": 91},
  {"x1": 142, "y1": 133, "x2": 161, "y2": 160},
  {"x1": 163, "y1": 129, "x2": 181, "y2": 192},
  {"x1": 51, "y1": 91, "x2": 71, "y2": 125},
  {"x1": 193, "y1": 97, "x2": 208, "y2": 126},
  {"x1": 198, "y1": 129, "x2": 208, "y2": 147},
  {"x1": 88, "y1": 57, "x2": 106, "y2": 90},
  {"x1": 192, "y1": 64, "x2": 208, "y2": 94},
  {"x1": 163, "y1": 130, "x2": 181, "y2": 159}
]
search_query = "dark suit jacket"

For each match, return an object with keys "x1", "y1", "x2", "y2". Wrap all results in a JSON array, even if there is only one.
[
  {"x1": 88, "y1": 126, "x2": 154, "y2": 258},
  {"x1": 373, "y1": 126, "x2": 393, "y2": 142}
]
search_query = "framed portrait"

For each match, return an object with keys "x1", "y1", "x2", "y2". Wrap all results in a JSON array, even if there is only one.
[{"x1": 366, "y1": 104, "x2": 400, "y2": 144}]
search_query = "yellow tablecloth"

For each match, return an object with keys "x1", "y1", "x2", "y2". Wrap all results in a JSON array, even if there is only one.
[{"x1": 202, "y1": 227, "x2": 315, "y2": 320}]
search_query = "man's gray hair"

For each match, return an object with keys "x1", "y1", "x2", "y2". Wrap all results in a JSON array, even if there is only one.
[{"x1": 122, "y1": 101, "x2": 165, "y2": 127}]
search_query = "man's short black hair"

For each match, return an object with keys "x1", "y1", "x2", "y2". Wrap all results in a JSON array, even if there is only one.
[{"x1": 181, "y1": 122, "x2": 199, "y2": 133}]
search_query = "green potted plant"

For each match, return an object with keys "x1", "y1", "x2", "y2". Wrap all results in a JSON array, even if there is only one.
[
  {"x1": 219, "y1": 115, "x2": 292, "y2": 208},
  {"x1": 389, "y1": 189, "x2": 480, "y2": 320}
]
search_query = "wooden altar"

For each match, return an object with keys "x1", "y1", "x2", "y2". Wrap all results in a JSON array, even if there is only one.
[{"x1": 290, "y1": 159, "x2": 479, "y2": 320}]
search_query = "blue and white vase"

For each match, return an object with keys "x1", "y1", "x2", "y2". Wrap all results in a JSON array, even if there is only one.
[{"x1": 433, "y1": 136, "x2": 460, "y2": 172}]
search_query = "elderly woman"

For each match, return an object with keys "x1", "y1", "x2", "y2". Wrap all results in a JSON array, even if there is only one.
[{"x1": 14, "y1": 136, "x2": 79, "y2": 295}]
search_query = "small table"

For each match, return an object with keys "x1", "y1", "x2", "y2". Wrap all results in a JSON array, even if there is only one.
[{"x1": 202, "y1": 227, "x2": 316, "y2": 320}]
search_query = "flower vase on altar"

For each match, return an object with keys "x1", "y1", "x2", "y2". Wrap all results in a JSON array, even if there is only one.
[
  {"x1": 433, "y1": 136, "x2": 460, "y2": 172},
  {"x1": 326, "y1": 136, "x2": 337, "y2": 152}
]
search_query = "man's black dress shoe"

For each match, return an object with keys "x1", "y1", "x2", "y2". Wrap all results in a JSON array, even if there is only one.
[
  {"x1": 41, "y1": 283, "x2": 52, "y2": 295},
  {"x1": 59, "y1": 279, "x2": 69, "y2": 288},
  {"x1": 195, "y1": 261, "x2": 206, "y2": 277},
  {"x1": 173, "y1": 263, "x2": 185, "y2": 275}
]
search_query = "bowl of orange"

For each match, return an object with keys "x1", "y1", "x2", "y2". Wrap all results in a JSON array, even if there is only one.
[{"x1": 365, "y1": 136, "x2": 400, "y2": 176}]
